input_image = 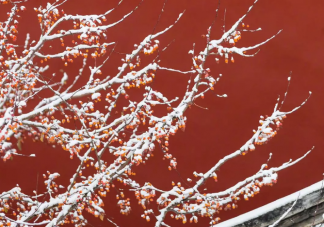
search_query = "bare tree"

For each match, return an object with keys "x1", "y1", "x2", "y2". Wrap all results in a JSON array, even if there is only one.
[{"x1": 0, "y1": 0, "x2": 312, "y2": 226}]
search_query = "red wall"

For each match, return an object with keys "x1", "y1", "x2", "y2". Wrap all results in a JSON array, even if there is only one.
[{"x1": 0, "y1": 0, "x2": 323, "y2": 226}]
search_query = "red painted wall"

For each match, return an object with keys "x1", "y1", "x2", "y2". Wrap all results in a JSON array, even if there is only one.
[{"x1": 0, "y1": 0, "x2": 323, "y2": 226}]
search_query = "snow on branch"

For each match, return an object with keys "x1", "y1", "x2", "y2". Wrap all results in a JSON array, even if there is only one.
[{"x1": 0, "y1": 0, "x2": 312, "y2": 227}]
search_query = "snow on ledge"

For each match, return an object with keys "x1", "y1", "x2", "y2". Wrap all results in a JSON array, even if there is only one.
[{"x1": 214, "y1": 181, "x2": 324, "y2": 227}]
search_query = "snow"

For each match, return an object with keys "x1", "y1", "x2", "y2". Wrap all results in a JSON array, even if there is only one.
[
  {"x1": 0, "y1": 1, "x2": 313, "y2": 226},
  {"x1": 214, "y1": 181, "x2": 324, "y2": 227},
  {"x1": 91, "y1": 92, "x2": 101, "y2": 100},
  {"x1": 18, "y1": 100, "x2": 26, "y2": 107},
  {"x1": 61, "y1": 72, "x2": 68, "y2": 85}
]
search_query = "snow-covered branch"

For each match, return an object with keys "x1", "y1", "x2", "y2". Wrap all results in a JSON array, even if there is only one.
[{"x1": 0, "y1": 0, "x2": 312, "y2": 227}]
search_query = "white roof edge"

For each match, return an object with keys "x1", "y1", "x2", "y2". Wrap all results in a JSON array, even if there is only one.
[{"x1": 214, "y1": 181, "x2": 323, "y2": 227}]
